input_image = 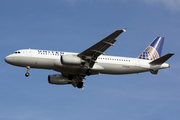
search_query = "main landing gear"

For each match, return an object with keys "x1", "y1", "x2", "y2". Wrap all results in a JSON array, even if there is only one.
[
  {"x1": 77, "y1": 82, "x2": 84, "y2": 89},
  {"x1": 86, "y1": 69, "x2": 91, "y2": 76},
  {"x1": 25, "y1": 66, "x2": 30, "y2": 77}
]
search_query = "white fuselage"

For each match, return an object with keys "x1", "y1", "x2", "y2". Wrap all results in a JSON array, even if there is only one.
[{"x1": 5, "y1": 49, "x2": 169, "y2": 75}]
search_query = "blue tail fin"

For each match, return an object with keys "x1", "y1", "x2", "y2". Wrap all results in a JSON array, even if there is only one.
[{"x1": 138, "y1": 37, "x2": 164, "y2": 60}]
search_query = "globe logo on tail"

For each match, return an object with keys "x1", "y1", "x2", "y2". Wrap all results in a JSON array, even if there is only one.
[
  {"x1": 138, "y1": 46, "x2": 159, "y2": 60},
  {"x1": 138, "y1": 37, "x2": 164, "y2": 61}
]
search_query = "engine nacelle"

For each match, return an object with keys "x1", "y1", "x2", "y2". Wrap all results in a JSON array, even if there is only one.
[
  {"x1": 48, "y1": 74, "x2": 70, "y2": 85},
  {"x1": 61, "y1": 54, "x2": 84, "y2": 65}
]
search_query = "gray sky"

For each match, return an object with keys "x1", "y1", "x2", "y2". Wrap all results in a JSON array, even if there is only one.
[{"x1": 1, "y1": 0, "x2": 180, "y2": 120}]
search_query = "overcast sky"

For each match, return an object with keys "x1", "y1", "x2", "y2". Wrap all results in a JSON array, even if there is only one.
[{"x1": 0, "y1": 0, "x2": 180, "y2": 120}]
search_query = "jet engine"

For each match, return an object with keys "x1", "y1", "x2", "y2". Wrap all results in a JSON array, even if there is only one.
[
  {"x1": 61, "y1": 54, "x2": 85, "y2": 65},
  {"x1": 48, "y1": 74, "x2": 70, "y2": 85}
]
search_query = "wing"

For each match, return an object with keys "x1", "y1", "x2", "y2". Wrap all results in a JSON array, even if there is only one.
[{"x1": 78, "y1": 29, "x2": 126, "y2": 68}]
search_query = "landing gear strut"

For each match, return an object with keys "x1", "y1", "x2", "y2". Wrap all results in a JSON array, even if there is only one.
[
  {"x1": 86, "y1": 69, "x2": 91, "y2": 76},
  {"x1": 25, "y1": 66, "x2": 30, "y2": 77}
]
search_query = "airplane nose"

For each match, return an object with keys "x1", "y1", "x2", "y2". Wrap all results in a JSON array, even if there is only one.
[{"x1": 4, "y1": 56, "x2": 13, "y2": 64}]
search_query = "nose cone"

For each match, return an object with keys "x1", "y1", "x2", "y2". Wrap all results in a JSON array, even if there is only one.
[{"x1": 4, "y1": 56, "x2": 13, "y2": 64}]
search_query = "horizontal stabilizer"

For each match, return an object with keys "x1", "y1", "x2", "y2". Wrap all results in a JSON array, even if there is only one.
[{"x1": 150, "y1": 53, "x2": 174, "y2": 65}]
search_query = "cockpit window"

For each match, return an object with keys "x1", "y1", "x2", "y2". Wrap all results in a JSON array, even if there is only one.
[{"x1": 13, "y1": 51, "x2": 21, "y2": 54}]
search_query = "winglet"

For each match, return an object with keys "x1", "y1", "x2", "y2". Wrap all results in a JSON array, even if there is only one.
[
  {"x1": 116, "y1": 28, "x2": 126, "y2": 32},
  {"x1": 122, "y1": 28, "x2": 127, "y2": 32},
  {"x1": 150, "y1": 53, "x2": 174, "y2": 65}
]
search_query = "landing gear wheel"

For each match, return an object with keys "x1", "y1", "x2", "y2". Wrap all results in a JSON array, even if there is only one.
[
  {"x1": 77, "y1": 82, "x2": 84, "y2": 89},
  {"x1": 25, "y1": 66, "x2": 30, "y2": 77},
  {"x1": 68, "y1": 75, "x2": 73, "y2": 80},
  {"x1": 25, "y1": 72, "x2": 29, "y2": 77},
  {"x1": 86, "y1": 69, "x2": 91, "y2": 76}
]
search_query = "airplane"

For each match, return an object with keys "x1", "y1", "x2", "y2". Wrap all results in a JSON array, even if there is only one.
[{"x1": 4, "y1": 29, "x2": 174, "y2": 89}]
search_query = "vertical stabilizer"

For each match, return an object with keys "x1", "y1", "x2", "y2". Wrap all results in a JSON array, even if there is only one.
[{"x1": 138, "y1": 37, "x2": 164, "y2": 60}]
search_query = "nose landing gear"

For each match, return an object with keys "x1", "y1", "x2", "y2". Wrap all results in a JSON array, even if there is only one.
[{"x1": 25, "y1": 66, "x2": 30, "y2": 77}]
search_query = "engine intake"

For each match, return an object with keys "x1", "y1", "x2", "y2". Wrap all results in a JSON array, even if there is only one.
[
  {"x1": 61, "y1": 54, "x2": 84, "y2": 65},
  {"x1": 48, "y1": 74, "x2": 70, "y2": 85}
]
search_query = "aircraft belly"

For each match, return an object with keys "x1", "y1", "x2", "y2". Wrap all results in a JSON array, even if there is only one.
[
  {"x1": 53, "y1": 65, "x2": 101, "y2": 75},
  {"x1": 53, "y1": 62, "x2": 103, "y2": 75},
  {"x1": 32, "y1": 57, "x2": 55, "y2": 69},
  {"x1": 12, "y1": 56, "x2": 55, "y2": 69},
  {"x1": 53, "y1": 66, "x2": 84, "y2": 74},
  {"x1": 98, "y1": 63, "x2": 148, "y2": 74}
]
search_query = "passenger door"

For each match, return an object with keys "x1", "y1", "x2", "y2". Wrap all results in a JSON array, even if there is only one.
[{"x1": 26, "y1": 49, "x2": 32, "y2": 57}]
